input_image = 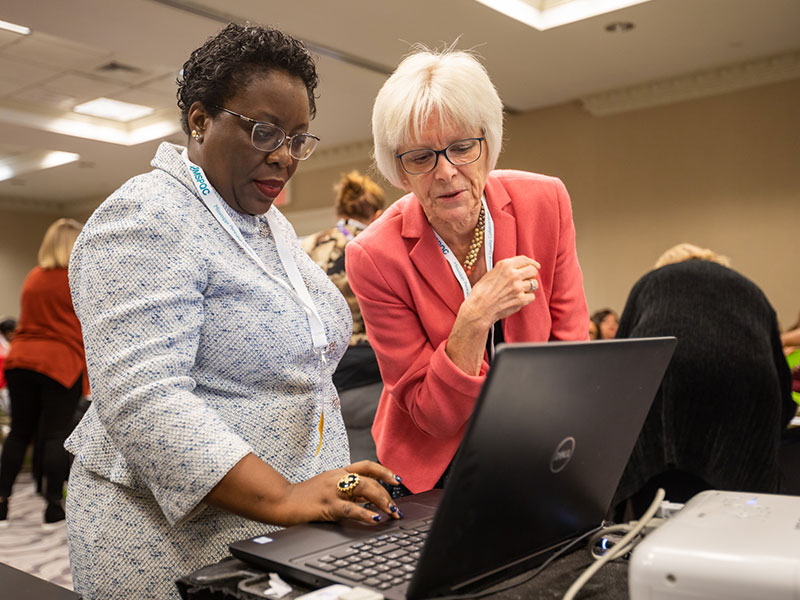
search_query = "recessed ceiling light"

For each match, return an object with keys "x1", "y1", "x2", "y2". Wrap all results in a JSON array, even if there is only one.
[
  {"x1": 0, "y1": 150, "x2": 80, "y2": 183},
  {"x1": 73, "y1": 97, "x2": 155, "y2": 122},
  {"x1": 0, "y1": 19, "x2": 31, "y2": 35},
  {"x1": 605, "y1": 21, "x2": 635, "y2": 32},
  {"x1": 474, "y1": 0, "x2": 650, "y2": 31}
]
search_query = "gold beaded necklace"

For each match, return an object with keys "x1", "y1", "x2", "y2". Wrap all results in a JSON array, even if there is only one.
[{"x1": 462, "y1": 204, "x2": 485, "y2": 276}]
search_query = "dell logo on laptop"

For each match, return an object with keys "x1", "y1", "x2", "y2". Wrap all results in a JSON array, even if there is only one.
[{"x1": 550, "y1": 437, "x2": 576, "y2": 473}]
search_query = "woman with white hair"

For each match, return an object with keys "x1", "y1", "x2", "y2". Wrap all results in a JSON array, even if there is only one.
[{"x1": 345, "y1": 48, "x2": 589, "y2": 495}]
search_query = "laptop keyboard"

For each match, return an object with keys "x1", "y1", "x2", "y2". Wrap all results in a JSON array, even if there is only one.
[{"x1": 302, "y1": 518, "x2": 433, "y2": 591}]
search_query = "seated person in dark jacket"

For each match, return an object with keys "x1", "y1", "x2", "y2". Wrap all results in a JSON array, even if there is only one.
[{"x1": 613, "y1": 243, "x2": 794, "y2": 515}]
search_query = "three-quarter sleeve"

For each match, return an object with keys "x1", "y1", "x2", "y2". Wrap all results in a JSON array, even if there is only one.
[{"x1": 69, "y1": 189, "x2": 252, "y2": 525}]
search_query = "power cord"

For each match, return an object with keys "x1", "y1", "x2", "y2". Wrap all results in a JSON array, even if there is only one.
[{"x1": 562, "y1": 488, "x2": 667, "y2": 600}]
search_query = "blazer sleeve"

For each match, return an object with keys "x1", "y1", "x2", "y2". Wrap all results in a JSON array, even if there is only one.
[
  {"x1": 547, "y1": 180, "x2": 589, "y2": 341},
  {"x1": 346, "y1": 242, "x2": 485, "y2": 440},
  {"x1": 69, "y1": 192, "x2": 252, "y2": 525}
]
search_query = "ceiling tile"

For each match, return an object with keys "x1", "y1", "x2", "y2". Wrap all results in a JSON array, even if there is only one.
[
  {"x1": 0, "y1": 29, "x2": 24, "y2": 49},
  {"x1": 1, "y1": 30, "x2": 111, "y2": 71},
  {"x1": 43, "y1": 72, "x2": 126, "y2": 102},
  {"x1": 140, "y1": 72, "x2": 180, "y2": 96},
  {"x1": 112, "y1": 85, "x2": 175, "y2": 111},
  {"x1": 0, "y1": 55, "x2": 61, "y2": 96},
  {"x1": 90, "y1": 58, "x2": 159, "y2": 85},
  {"x1": 8, "y1": 85, "x2": 78, "y2": 111}
]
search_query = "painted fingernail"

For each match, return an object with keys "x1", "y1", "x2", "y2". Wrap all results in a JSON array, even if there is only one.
[
  {"x1": 372, "y1": 514, "x2": 381, "y2": 522},
  {"x1": 389, "y1": 504, "x2": 398, "y2": 513},
  {"x1": 397, "y1": 510, "x2": 405, "y2": 519},
  {"x1": 395, "y1": 475, "x2": 403, "y2": 483}
]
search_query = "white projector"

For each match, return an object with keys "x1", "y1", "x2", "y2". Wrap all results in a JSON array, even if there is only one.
[{"x1": 629, "y1": 490, "x2": 800, "y2": 600}]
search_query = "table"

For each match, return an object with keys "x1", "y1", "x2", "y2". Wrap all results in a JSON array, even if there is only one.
[
  {"x1": 0, "y1": 562, "x2": 81, "y2": 600},
  {"x1": 177, "y1": 547, "x2": 629, "y2": 600}
]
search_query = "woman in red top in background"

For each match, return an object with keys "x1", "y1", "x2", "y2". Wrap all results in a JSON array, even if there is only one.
[{"x1": 0, "y1": 218, "x2": 87, "y2": 529}]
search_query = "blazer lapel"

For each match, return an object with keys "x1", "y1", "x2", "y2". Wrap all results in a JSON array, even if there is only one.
[
  {"x1": 485, "y1": 174, "x2": 517, "y2": 263},
  {"x1": 403, "y1": 196, "x2": 465, "y2": 316}
]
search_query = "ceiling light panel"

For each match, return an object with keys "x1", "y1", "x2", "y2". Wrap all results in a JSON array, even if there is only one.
[
  {"x1": 73, "y1": 97, "x2": 155, "y2": 122},
  {"x1": 474, "y1": 0, "x2": 652, "y2": 30},
  {"x1": 0, "y1": 149, "x2": 79, "y2": 183},
  {"x1": 0, "y1": 19, "x2": 31, "y2": 36}
]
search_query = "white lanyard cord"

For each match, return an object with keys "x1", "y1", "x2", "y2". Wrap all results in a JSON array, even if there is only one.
[
  {"x1": 433, "y1": 195, "x2": 494, "y2": 298},
  {"x1": 181, "y1": 149, "x2": 329, "y2": 351},
  {"x1": 433, "y1": 195, "x2": 498, "y2": 357},
  {"x1": 181, "y1": 150, "x2": 332, "y2": 455}
]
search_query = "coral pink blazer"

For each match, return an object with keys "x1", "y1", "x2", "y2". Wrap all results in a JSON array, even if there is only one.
[{"x1": 345, "y1": 170, "x2": 588, "y2": 492}]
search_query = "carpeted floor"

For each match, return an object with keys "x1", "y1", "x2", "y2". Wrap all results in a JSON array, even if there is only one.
[{"x1": 0, "y1": 471, "x2": 73, "y2": 590}]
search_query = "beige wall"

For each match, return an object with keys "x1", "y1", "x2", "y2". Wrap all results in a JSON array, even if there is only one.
[
  {"x1": 0, "y1": 212, "x2": 58, "y2": 318},
  {"x1": 284, "y1": 78, "x2": 800, "y2": 327},
  {"x1": 1, "y1": 77, "x2": 798, "y2": 327},
  {"x1": 498, "y1": 78, "x2": 799, "y2": 326}
]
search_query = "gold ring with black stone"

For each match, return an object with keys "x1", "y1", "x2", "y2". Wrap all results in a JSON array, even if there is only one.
[{"x1": 337, "y1": 473, "x2": 360, "y2": 497}]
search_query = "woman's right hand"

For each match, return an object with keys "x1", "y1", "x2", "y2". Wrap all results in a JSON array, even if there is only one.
[
  {"x1": 204, "y1": 454, "x2": 404, "y2": 527},
  {"x1": 276, "y1": 460, "x2": 404, "y2": 526},
  {"x1": 445, "y1": 255, "x2": 540, "y2": 376},
  {"x1": 465, "y1": 255, "x2": 541, "y2": 325}
]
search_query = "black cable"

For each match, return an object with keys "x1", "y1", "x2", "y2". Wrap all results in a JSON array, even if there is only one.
[{"x1": 430, "y1": 525, "x2": 604, "y2": 600}]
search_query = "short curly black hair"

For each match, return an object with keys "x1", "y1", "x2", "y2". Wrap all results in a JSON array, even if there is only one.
[{"x1": 177, "y1": 22, "x2": 319, "y2": 135}]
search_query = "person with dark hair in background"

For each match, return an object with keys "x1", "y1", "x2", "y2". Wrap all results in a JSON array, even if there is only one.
[
  {"x1": 303, "y1": 170, "x2": 385, "y2": 392},
  {"x1": 346, "y1": 47, "x2": 588, "y2": 496},
  {"x1": 65, "y1": 23, "x2": 401, "y2": 600},
  {"x1": 0, "y1": 219, "x2": 86, "y2": 530},
  {"x1": 591, "y1": 308, "x2": 618, "y2": 340},
  {"x1": 613, "y1": 243, "x2": 794, "y2": 515}
]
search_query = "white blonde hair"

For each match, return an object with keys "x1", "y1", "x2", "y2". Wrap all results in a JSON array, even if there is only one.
[
  {"x1": 372, "y1": 46, "x2": 504, "y2": 189},
  {"x1": 38, "y1": 218, "x2": 83, "y2": 269},
  {"x1": 653, "y1": 243, "x2": 731, "y2": 270}
]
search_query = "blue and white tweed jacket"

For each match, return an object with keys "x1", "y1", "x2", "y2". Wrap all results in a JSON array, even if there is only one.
[{"x1": 66, "y1": 142, "x2": 352, "y2": 526}]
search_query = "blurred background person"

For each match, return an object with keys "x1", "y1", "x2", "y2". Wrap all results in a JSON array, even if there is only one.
[
  {"x1": 588, "y1": 318, "x2": 599, "y2": 340},
  {"x1": 613, "y1": 243, "x2": 794, "y2": 516},
  {"x1": 591, "y1": 308, "x2": 619, "y2": 340},
  {"x1": 0, "y1": 317, "x2": 16, "y2": 414},
  {"x1": 302, "y1": 170, "x2": 385, "y2": 392},
  {"x1": 302, "y1": 170, "x2": 386, "y2": 462},
  {"x1": 0, "y1": 219, "x2": 87, "y2": 530},
  {"x1": 781, "y1": 311, "x2": 800, "y2": 405},
  {"x1": 346, "y1": 47, "x2": 588, "y2": 496}
]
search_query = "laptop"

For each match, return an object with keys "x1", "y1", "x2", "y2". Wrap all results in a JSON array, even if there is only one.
[{"x1": 230, "y1": 337, "x2": 677, "y2": 599}]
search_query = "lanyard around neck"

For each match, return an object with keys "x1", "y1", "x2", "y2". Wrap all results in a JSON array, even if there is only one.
[
  {"x1": 433, "y1": 195, "x2": 495, "y2": 300},
  {"x1": 181, "y1": 149, "x2": 329, "y2": 352}
]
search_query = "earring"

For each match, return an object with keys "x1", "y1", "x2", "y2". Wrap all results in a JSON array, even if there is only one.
[{"x1": 191, "y1": 129, "x2": 201, "y2": 141}]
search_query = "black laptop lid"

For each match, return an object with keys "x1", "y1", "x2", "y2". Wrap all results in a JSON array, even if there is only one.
[{"x1": 408, "y1": 337, "x2": 676, "y2": 597}]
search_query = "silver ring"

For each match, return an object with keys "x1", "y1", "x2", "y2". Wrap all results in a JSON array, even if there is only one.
[{"x1": 529, "y1": 279, "x2": 538, "y2": 293}]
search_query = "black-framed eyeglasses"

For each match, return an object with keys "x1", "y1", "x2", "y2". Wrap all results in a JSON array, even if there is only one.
[
  {"x1": 213, "y1": 105, "x2": 320, "y2": 160},
  {"x1": 395, "y1": 137, "x2": 485, "y2": 175}
]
